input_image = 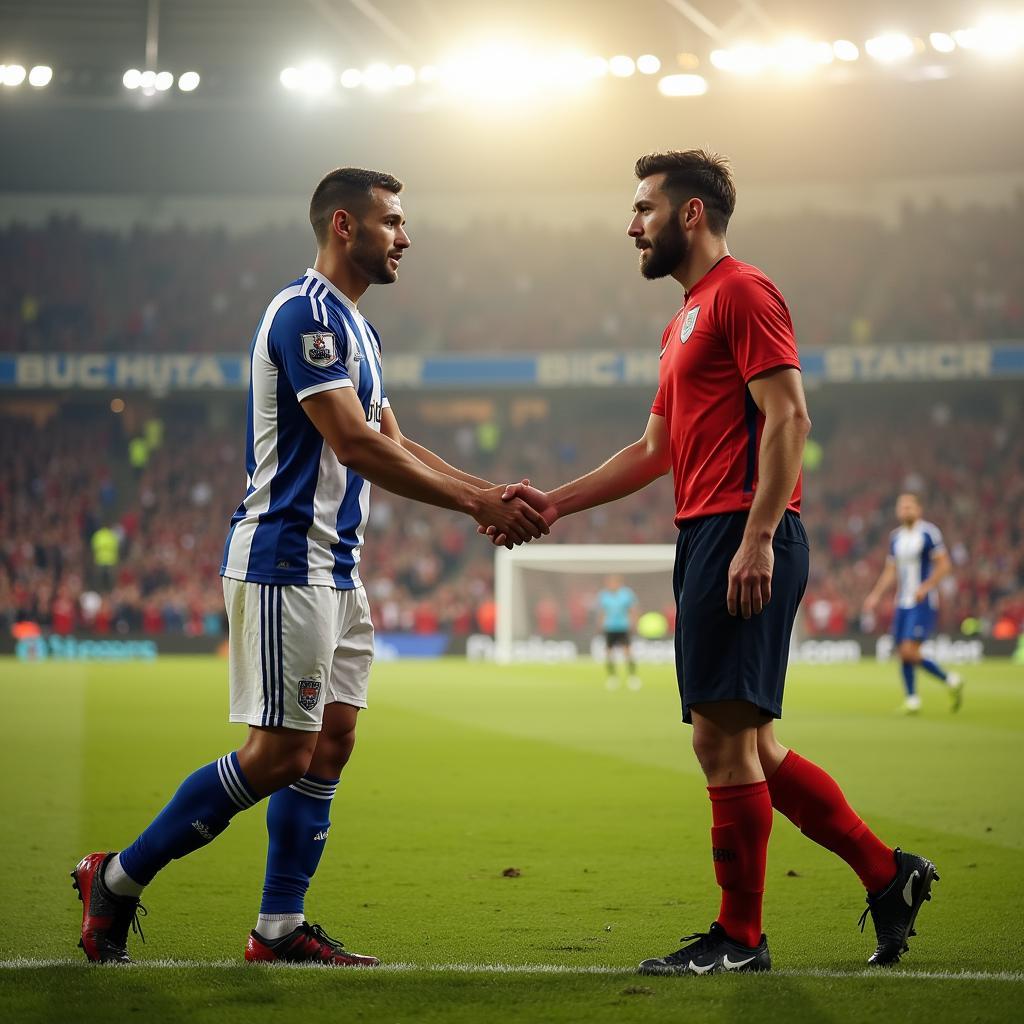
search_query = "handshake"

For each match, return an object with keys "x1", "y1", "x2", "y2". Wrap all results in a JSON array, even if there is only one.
[{"x1": 470, "y1": 479, "x2": 559, "y2": 549}]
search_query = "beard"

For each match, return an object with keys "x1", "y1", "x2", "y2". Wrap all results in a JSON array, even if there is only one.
[
  {"x1": 351, "y1": 234, "x2": 397, "y2": 284},
  {"x1": 639, "y1": 215, "x2": 687, "y2": 280}
]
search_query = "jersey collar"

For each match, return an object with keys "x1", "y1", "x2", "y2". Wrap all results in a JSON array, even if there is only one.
[{"x1": 304, "y1": 268, "x2": 359, "y2": 312}]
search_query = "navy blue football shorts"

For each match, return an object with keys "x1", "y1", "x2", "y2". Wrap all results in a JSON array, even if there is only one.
[{"x1": 673, "y1": 510, "x2": 809, "y2": 724}]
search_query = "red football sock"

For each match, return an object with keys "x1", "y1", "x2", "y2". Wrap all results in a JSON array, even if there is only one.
[
  {"x1": 767, "y1": 750, "x2": 896, "y2": 894},
  {"x1": 708, "y1": 781, "x2": 773, "y2": 949}
]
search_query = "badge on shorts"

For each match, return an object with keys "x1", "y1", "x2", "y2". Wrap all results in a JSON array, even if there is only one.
[
  {"x1": 301, "y1": 332, "x2": 338, "y2": 368},
  {"x1": 680, "y1": 305, "x2": 700, "y2": 343},
  {"x1": 297, "y1": 676, "x2": 322, "y2": 711}
]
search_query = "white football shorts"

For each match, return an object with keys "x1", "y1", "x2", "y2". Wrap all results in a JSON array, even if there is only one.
[{"x1": 223, "y1": 578, "x2": 374, "y2": 732}]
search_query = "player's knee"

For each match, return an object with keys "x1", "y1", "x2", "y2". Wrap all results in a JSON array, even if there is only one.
[
  {"x1": 691, "y1": 729, "x2": 725, "y2": 778},
  {"x1": 272, "y1": 746, "x2": 316, "y2": 788}
]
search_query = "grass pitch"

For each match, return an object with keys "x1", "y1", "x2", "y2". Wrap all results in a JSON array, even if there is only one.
[{"x1": 1, "y1": 655, "x2": 1022, "y2": 1023}]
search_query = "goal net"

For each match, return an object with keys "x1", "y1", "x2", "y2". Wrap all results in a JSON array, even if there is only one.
[{"x1": 493, "y1": 544, "x2": 677, "y2": 663}]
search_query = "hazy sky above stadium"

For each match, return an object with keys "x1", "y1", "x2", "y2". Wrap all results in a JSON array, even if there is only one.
[{"x1": 1, "y1": 1, "x2": 1021, "y2": 196}]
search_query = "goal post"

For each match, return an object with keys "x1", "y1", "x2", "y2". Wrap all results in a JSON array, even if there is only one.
[{"x1": 493, "y1": 543, "x2": 677, "y2": 663}]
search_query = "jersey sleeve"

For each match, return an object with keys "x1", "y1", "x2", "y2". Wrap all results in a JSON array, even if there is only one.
[
  {"x1": 266, "y1": 296, "x2": 353, "y2": 403},
  {"x1": 887, "y1": 531, "x2": 897, "y2": 563},
  {"x1": 923, "y1": 524, "x2": 946, "y2": 556},
  {"x1": 717, "y1": 273, "x2": 800, "y2": 382}
]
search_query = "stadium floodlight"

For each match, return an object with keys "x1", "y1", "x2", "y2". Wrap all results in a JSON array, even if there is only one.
[
  {"x1": 832, "y1": 39, "x2": 860, "y2": 61},
  {"x1": 177, "y1": 71, "x2": 200, "y2": 91},
  {"x1": 636, "y1": 54, "x2": 661, "y2": 75},
  {"x1": 929, "y1": 32, "x2": 957, "y2": 54},
  {"x1": 657, "y1": 73, "x2": 708, "y2": 96},
  {"x1": 392, "y1": 63, "x2": 416, "y2": 86},
  {"x1": 954, "y1": 17, "x2": 1024, "y2": 58},
  {"x1": 710, "y1": 44, "x2": 768, "y2": 75},
  {"x1": 774, "y1": 37, "x2": 834, "y2": 74},
  {"x1": 608, "y1": 54, "x2": 636, "y2": 77},
  {"x1": 340, "y1": 68, "x2": 362, "y2": 88},
  {"x1": 2, "y1": 63, "x2": 27, "y2": 86},
  {"x1": 154, "y1": 71, "x2": 173, "y2": 91},
  {"x1": 28, "y1": 65, "x2": 52, "y2": 87},
  {"x1": 363, "y1": 63, "x2": 394, "y2": 91},
  {"x1": 123, "y1": 68, "x2": 142, "y2": 89},
  {"x1": 418, "y1": 64, "x2": 439, "y2": 82},
  {"x1": 281, "y1": 62, "x2": 333, "y2": 95},
  {"x1": 865, "y1": 33, "x2": 915, "y2": 63},
  {"x1": 584, "y1": 55, "x2": 609, "y2": 77},
  {"x1": 139, "y1": 70, "x2": 157, "y2": 89}
]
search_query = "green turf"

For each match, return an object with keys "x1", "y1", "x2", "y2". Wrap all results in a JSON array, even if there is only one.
[{"x1": 1, "y1": 655, "x2": 1022, "y2": 1023}]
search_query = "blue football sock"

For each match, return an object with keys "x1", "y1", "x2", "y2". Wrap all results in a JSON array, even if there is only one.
[
  {"x1": 919, "y1": 658, "x2": 948, "y2": 682},
  {"x1": 260, "y1": 774, "x2": 338, "y2": 915},
  {"x1": 900, "y1": 661, "x2": 917, "y2": 697},
  {"x1": 119, "y1": 752, "x2": 259, "y2": 886}
]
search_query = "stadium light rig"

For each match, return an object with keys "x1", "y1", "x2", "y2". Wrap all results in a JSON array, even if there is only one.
[
  {"x1": 1, "y1": 64, "x2": 54, "y2": 87},
  {"x1": 124, "y1": 67, "x2": 200, "y2": 95}
]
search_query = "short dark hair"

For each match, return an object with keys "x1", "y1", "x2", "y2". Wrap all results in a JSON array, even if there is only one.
[
  {"x1": 634, "y1": 149, "x2": 736, "y2": 235},
  {"x1": 309, "y1": 167, "x2": 404, "y2": 246}
]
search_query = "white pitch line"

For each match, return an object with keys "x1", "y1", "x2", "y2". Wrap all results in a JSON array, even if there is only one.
[{"x1": 0, "y1": 959, "x2": 1022, "y2": 982}]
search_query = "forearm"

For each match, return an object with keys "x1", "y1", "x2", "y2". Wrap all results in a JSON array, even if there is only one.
[
  {"x1": 400, "y1": 437, "x2": 494, "y2": 489},
  {"x1": 549, "y1": 440, "x2": 668, "y2": 518},
  {"x1": 745, "y1": 410, "x2": 809, "y2": 540},
  {"x1": 340, "y1": 431, "x2": 477, "y2": 514}
]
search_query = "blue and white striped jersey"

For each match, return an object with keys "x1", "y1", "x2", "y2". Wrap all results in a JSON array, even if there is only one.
[
  {"x1": 221, "y1": 268, "x2": 389, "y2": 590},
  {"x1": 888, "y1": 520, "x2": 945, "y2": 609}
]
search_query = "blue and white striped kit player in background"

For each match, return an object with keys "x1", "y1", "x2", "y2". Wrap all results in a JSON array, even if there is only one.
[
  {"x1": 71, "y1": 167, "x2": 549, "y2": 966},
  {"x1": 863, "y1": 492, "x2": 963, "y2": 714}
]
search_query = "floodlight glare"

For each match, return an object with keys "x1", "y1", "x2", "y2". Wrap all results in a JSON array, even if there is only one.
[
  {"x1": 864, "y1": 33, "x2": 915, "y2": 63},
  {"x1": 832, "y1": 40, "x2": 860, "y2": 62},
  {"x1": 299, "y1": 62, "x2": 333, "y2": 94},
  {"x1": 929, "y1": 32, "x2": 956, "y2": 54},
  {"x1": 363, "y1": 63, "x2": 394, "y2": 91},
  {"x1": 955, "y1": 17, "x2": 1024, "y2": 57},
  {"x1": 636, "y1": 54, "x2": 661, "y2": 75},
  {"x1": 177, "y1": 71, "x2": 200, "y2": 91},
  {"x1": 608, "y1": 55, "x2": 636, "y2": 77},
  {"x1": 584, "y1": 55, "x2": 609, "y2": 78},
  {"x1": 2, "y1": 64, "x2": 27, "y2": 86},
  {"x1": 418, "y1": 64, "x2": 439, "y2": 83},
  {"x1": 710, "y1": 44, "x2": 768, "y2": 75},
  {"x1": 393, "y1": 64, "x2": 416, "y2": 87},
  {"x1": 774, "y1": 37, "x2": 833, "y2": 74},
  {"x1": 123, "y1": 68, "x2": 141, "y2": 89},
  {"x1": 28, "y1": 65, "x2": 53, "y2": 87},
  {"x1": 154, "y1": 71, "x2": 173, "y2": 91},
  {"x1": 340, "y1": 68, "x2": 362, "y2": 88},
  {"x1": 280, "y1": 66, "x2": 300, "y2": 89},
  {"x1": 139, "y1": 70, "x2": 157, "y2": 89},
  {"x1": 657, "y1": 73, "x2": 708, "y2": 97}
]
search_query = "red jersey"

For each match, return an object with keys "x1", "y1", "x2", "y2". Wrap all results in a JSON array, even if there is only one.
[{"x1": 651, "y1": 256, "x2": 802, "y2": 524}]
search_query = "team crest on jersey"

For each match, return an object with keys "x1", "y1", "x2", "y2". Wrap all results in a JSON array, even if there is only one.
[
  {"x1": 300, "y1": 332, "x2": 338, "y2": 367},
  {"x1": 680, "y1": 305, "x2": 701, "y2": 343},
  {"x1": 297, "y1": 676, "x2": 322, "y2": 711}
]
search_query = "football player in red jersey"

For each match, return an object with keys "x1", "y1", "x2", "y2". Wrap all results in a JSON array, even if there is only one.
[{"x1": 490, "y1": 150, "x2": 937, "y2": 973}]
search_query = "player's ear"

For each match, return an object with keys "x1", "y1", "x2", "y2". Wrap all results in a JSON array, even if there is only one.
[
  {"x1": 332, "y1": 208, "x2": 356, "y2": 242},
  {"x1": 683, "y1": 197, "x2": 704, "y2": 230}
]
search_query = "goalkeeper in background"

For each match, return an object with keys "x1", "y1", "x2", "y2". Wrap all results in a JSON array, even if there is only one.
[{"x1": 596, "y1": 574, "x2": 640, "y2": 690}]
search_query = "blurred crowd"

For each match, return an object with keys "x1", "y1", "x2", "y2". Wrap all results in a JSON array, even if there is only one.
[
  {"x1": 2, "y1": 392, "x2": 1021, "y2": 642},
  {"x1": 2, "y1": 192, "x2": 1023, "y2": 356}
]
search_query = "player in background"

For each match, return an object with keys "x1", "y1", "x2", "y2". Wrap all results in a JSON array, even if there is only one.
[
  {"x1": 596, "y1": 574, "x2": 640, "y2": 689},
  {"x1": 863, "y1": 493, "x2": 963, "y2": 713},
  {"x1": 72, "y1": 167, "x2": 548, "y2": 966},
  {"x1": 488, "y1": 150, "x2": 937, "y2": 973}
]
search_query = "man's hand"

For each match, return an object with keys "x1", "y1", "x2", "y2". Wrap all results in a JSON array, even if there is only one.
[
  {"x1": 727, "y1": 534, "x2": 774, "y2": 618},
  {"x1": 478, "y1": 480, "x2": 559, "y2": 547},
  {"x1": 862, "y1": 592, "x2": 880, "y2": 614},
  {"x1": 469, "y1": 483, "x2": 550, "y2": 548},
  {"x1": 913, "y1": 583, "x2": 930, "y2": 604}
]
